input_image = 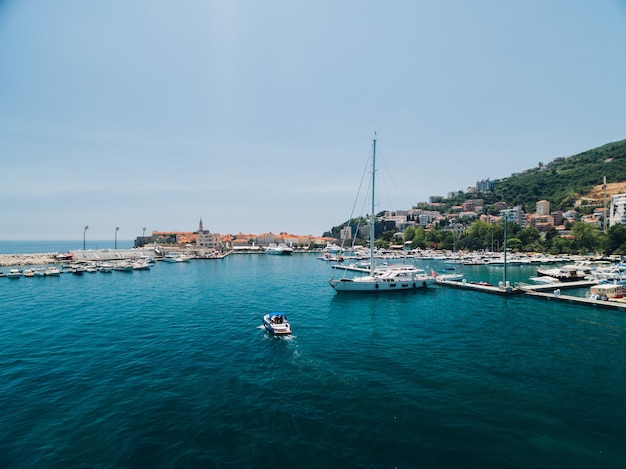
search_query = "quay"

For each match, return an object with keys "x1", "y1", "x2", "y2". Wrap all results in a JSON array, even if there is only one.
[
  {"x1": 436, "y1": 278, "x2": 520, "y2": 295},
  {"x1": 522, "y1": 290, "x2": 626, "y2": 311},
  {"x1": 437, "y1": 277, "x2": 626, "y2": 312},
  {"x1": 436, "y1": 278, "x2": 597, "y2": 296}
]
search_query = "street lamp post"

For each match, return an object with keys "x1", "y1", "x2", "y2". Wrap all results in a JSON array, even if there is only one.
[
  {"x1": 115, "y1": 227, "x2": 119, "y2": 250},
  {"x1": 83, "y1": 225, "x2": 89, "y2": 250}
]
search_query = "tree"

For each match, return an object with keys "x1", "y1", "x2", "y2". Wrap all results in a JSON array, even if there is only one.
[
  {"x1": 519, "y1": 226, "x2": 541, "y2": 246},
  {"x1": 507, "y1": 237, "x2": 523, "y2": 252},
  {"x1": 458, "y1": 236, "x2": 483, "y2": 251},
  {"x1": 550, "y1": 236, "x2": 573, "y2": 254},
  {"x1": 425, "y1": 229, "x2": 442, "y2": 249},
  {"x1": 571, "y1": 222, "x2": 601, "y2": 254},
  {"x1": 404, "y1": 226, "x2": 416, "y2": 242},
  {"x1": 410, "y1": 227, "x2": 427, "y2": 249},
  {"x1": 605, "y1": 223, "x2": 626, "y2": 255}
]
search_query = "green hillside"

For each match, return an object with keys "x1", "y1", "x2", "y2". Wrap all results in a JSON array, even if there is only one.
[{"x1": 492, "y1": 138, "x2": 626, "y2": 211}]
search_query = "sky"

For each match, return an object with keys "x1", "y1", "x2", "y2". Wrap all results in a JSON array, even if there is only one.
[{"x1": 1, "y1": 0, "x2": 626, "y2": 241}]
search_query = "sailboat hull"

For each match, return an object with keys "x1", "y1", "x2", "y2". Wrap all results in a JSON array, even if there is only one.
[{"x1": 329, "y1": 276, "x2": 436, "y2": 292}]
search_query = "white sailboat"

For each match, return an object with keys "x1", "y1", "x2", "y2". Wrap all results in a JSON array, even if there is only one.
[{"x1": 329, "y1": 136, "x2": 436, "y2": 292}]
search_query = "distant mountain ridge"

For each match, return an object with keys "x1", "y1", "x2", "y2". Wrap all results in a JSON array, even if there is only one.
[{"x1": 491, "y1": 138, "x2": 626, "y2": 211}]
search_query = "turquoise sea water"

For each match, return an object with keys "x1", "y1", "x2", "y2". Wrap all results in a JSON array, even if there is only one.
[{"x1": 1, "y1": 244, "x2": 625, "y2": 468}]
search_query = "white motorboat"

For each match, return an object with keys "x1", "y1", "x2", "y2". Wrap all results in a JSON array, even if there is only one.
[
  {"x1": 329, "y1": 137, "x2": 436, "y2": 293},
  {"x1": 529, "y1": 276, "x2": 561, "y2": 285},
  {"x1": 431, "y1": 267, "x2": 464, "y2": 282},
  {"x1": 162, "y1": 252, "x2": 188, "y2": 262},
  {"x1": 113, "y1": 261, "x2": 134, "y2": 272},
  {"x1": 263, "y1": 312, "x2": 292, "y2": 335},
  {"x1": 265, "y1": 243, "x2": 293, "y2": 255},
  {"x1": 536, "y1": 265, "x2": 590, "y2": 282},
  {"x1": 98, "y1": 263, "x2": 114, "y2": 273},
  {"x1": 7, "y1": 269, "x2": 22, "y2": 278},
  {"x1": 44, "y1": 266, "x2": 61, "y2": 276}
]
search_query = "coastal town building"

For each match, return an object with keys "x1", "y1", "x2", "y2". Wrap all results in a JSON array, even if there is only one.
[
  {"x1": 610, "y1": 193, "x2": 626, "y2": 227},
  {"x1": 152, "y1": 231, "x2": 197, "y2": 245},
  {"x1": 197, "y1": 219, "x2": 224, "y2": 252},
  {"x1": 551, "y1": 211, "x2": 564, "y2": 226},
  {"x1": 475, "y1": 179, "x2": 494, "y2": 192},
  {"x1": 494, "y1": 201, "x2": 507, "y2": 211},
  {"x1": 536, "y1": 200, "x2": 550, "y2": 216},
  {"x1": 340, "y1": 226, "x2": 352, "y2": 241},
  {"x1": 563, "y1": 210, "x2": 578, "y2": 223},
  {"x1": 581, "y1": 211, "x2": 603, "y2": 228},
  {"x1": 529, "y1": 214, "x2": 555, "y2": 232},
  {"x1": 461, "y1": 199, "x2": 484, "y2": 213},
  {"x1": 500, "y1": 206, "x2": 525, "y2": 227}
]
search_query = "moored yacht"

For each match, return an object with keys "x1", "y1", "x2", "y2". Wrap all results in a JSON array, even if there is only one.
[
  {"x1": 162, "y1": 252, "x2": 187, "y2": 262},
  {"x1": 265, "y1": 243, "x2": 293, "y2": 255},
  {"x1": 329, "y1": 136, "x2": 436, "y2": 293}
]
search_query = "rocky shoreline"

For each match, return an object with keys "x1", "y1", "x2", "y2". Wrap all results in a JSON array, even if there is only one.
[{"x1": 0, "y1": 253, "x2": 62, "y2": 267}]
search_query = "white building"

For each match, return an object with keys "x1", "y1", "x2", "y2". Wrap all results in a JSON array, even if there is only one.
[
  {"x1": 197, "y1": 218, "x2": 224, "y2": 251},
  {"x1": 536, "y1": 200, "x2": 550, "y2": 216},
  {"x1": 610, "y1": 193, "x2": 626, "y2": 227},
  {"x1": 500, "y1": 206, "x2": 525, "y2": 227}
]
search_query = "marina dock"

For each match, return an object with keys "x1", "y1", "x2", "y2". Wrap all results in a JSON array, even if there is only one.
[
  {"x1": 436, "y1": 278, "x2": 520, "y2": 295},
  {"x1": 436, "y1": 277, "x2": 626, "y2": 311},
  {"x1": 522, "y1": 290, "x2": 626, "y2": 311}
]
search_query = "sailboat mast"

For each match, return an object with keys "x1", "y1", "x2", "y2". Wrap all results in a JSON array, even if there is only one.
[{"x1": 370, "y1": 137, "x2": 376, "y2": 274}]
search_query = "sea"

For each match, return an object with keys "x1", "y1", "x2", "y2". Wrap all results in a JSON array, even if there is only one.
[{"x1": 1, "y1": 241, "x2": 625, "y2": 468}]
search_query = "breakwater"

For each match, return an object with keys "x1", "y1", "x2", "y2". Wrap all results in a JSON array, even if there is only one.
[{"x1": 0, "y1": 252, "x2": 61, "y2": 266}]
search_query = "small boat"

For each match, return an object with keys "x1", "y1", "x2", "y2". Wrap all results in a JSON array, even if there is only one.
[
  {"x1": 98, "y1": 263, "x2": 114, "y2": 273},
  {"x1": 433, "y1": 270, "x2": 464, "y2": 282},
  {"x1": 132, "y1": 259, "x2": 151, "y2": 270},
  {"x1": 536, "y1": 265, "x2": 589, "y2": 282},
  {"x1": 162, "y1": 252, "x2": 187, "y2": 262},
  {"x1": 44, "y1": 266, "x2": 61, "y2": 276},
  {"x1": 529, "y1": 276, "x2": 561, "y2": 285},
  {"x1": 113, "y1": 261, "x2": 134, "y2": 272},
  {"x1": 7, "y1": 269, "x2": 22, "y2": 278},
  {"x1": 265, "y1": 243, "x2": 293, "y2": 255},
  {"x1": 23, "y1": 269, "x2": 35, "y2": 277},
  {"x1": 263, "y1": 312, "x2": 292, "y2": 335}
]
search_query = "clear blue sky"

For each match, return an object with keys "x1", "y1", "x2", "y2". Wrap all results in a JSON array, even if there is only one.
[{"x1": 1, "y1": 0, "x2": 625, "y2": 240}]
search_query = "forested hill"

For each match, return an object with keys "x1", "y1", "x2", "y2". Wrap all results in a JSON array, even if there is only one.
[{"x1": 491, "y1": 138, "x2": 626, "y2": 211}]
